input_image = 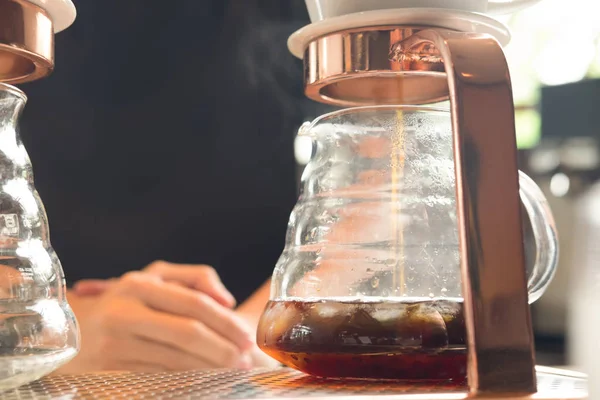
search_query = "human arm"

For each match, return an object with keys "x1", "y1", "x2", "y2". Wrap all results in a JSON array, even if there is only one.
[
  {"x1": 57, "y1": 264, "x2": 256, "y2": 373},
  {"x1": 63, "y1": 263, "x2": 278, "y2": 372}
]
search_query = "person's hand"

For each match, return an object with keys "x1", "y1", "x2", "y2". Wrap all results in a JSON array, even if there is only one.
[
  {"x1": 73, "y1": 261, "x2": 237, "y2": 308},
  {"x1": 61, "y1": 266, "x2": 256, "y2": 373}
]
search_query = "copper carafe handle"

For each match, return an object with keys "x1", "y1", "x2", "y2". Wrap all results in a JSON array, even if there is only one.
[{"x1": 399, "y1": 29, "x2": 536, "y2": 394}]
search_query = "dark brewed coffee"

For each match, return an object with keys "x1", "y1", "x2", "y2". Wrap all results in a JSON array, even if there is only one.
[{"x1": 257, "y1": 299, "x2": 467, "y2": 383}]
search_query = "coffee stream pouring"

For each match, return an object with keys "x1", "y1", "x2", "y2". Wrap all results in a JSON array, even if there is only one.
[
  {"x1": 258, "y1": 0, "x2": 588, "y2": 398},
  {"x1": 0, "y1": 0, "x2": 79, "y2": 391}
]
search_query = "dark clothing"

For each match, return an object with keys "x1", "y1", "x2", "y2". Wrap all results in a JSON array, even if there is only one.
[{"x1": 18, "y1": 0, "x2": 323, "y2": 302}]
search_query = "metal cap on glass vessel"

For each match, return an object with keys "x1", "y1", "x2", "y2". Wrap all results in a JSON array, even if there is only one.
[
  {"x1": 288, "y1": 7, "x2": 513, "y2": 106},
  {"x1": 0, "y1": 0, "x2": 76, "y2": 84}
]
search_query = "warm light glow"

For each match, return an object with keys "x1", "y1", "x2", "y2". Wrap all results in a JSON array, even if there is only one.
[
  {"x1": 505, "y1": 0, "x2": 600, "y2": 101},
  {"x1": 536, "y1": 38, "x2": 595, "y2": 86},
  {"x1": 515, "y1": 109, "x2": 541, "y2": 149},
  {"x1": 550, "y1": 172, "x2": 570, "y2": 197}
]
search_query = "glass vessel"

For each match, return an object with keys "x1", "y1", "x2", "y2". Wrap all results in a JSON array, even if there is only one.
[
  {"x1": 257, "y1": 106, "x2": 558, "y2": 383},
  {"x1": 0, "y1": 84, "x2": 79, "y2": 391}
]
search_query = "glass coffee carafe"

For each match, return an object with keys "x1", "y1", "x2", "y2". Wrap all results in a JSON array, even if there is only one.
[
  {"x1": 0, "y1": 0, "x2": 79, "y2": 391},
  {"x1": 257, "y1": 106, "x2": 558, "y2": 383},
  {"x1": 0, "y1": 85, "x2": 78, "y2": 390}
]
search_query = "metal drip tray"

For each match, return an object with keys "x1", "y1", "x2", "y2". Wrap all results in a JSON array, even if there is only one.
[{"x1": 0, "y1": 367, "x2": 587, "y2": 399}]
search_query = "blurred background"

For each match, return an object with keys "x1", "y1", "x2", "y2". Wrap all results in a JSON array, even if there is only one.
[{"x1": 15, "y1": 0, "x2": 600, "y2": 371}]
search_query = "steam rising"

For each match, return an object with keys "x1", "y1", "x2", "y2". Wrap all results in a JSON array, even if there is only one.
[{"x1": 235, "y1": 2, "x2": 335, "y2": 121}]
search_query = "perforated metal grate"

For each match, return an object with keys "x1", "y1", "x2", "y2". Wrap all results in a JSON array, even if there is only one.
[{"x1": 0, "y1": 367, "x2": 587, "y2": 400}]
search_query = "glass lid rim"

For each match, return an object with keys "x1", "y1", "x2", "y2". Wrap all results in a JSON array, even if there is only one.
[
  {"x1": 299, "y1": 104, "x2": 450, "y2": 136},
  {"x1": 0, "y1": 83, "x2": 27, "y2": 102}
]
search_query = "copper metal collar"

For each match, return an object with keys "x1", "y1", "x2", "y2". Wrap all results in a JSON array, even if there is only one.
[
  {"x1": 304, "y1": 26, "x2": 451, "y2": 106},
  {"x1": 0, "y1": 0, "x2": 54, "y2": 84}
]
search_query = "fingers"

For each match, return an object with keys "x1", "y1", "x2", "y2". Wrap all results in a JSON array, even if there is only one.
[
  {"x1": 124, "y1": 304, "x2": 251, "y2": 368},
  {"x1": 112, "y1": 336, "x2": 214, "y2": 371},
  {"x1": 73, "y1": 279, "x2": 115, "y2": 296},
  {"x1": 73, "y1": 261, "x2": 236, "y2": 309},
  {"x1": 145, "y1": 261, "x2": 236, "y2": 308},
  {"x1": 118, "y1": 272, "x2": 254, "y2": 351}
]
